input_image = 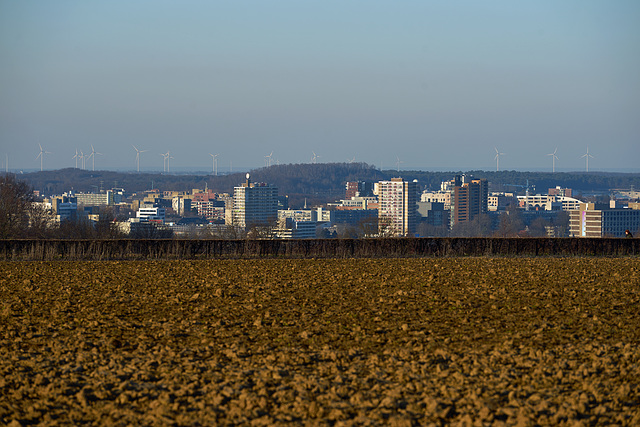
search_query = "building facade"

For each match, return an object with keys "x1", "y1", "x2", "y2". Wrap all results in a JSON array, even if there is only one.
[
  {"x1": 345, "y1": 181, "x2": 374, "y2": 199},
  {"x1": 52, "y1": 195, "x2": 78, "y2": 222},
  {"x1": 377, "y1": 178, "x2": 418, "y2": 237},
  {"x1": 569, "y1": 203, "x2": 640, "y2": 237},
  {"x1": 517, "y1": 195, "x2": 582, "y2": 211},
  {"x1": 75, "y1": 191, "x2": 113, "y2": 206},
  {"x1": 272, "y1": 218, "x2": 317, "y2": 239},
  {"x1": 192, "y1": 199, "x2": 225, "y2": 221},
  {"x1": 232, "y1": 174, "x2": 278, "y2": 230},
  {"x1": 450, "y1": 176, "x2": 488, "y2": 227},
  {"x1": 136, "y1": 206, "x2": 166, "y2": 223}
]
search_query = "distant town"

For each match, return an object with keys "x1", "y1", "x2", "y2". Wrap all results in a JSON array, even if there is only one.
[{"x1": 15, "y1": 162, "x2": 639, "y2": 240}]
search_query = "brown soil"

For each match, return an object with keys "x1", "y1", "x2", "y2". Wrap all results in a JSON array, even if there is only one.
[{"x1": 1, "y1": 258, "x2": 639, "y2": 425}]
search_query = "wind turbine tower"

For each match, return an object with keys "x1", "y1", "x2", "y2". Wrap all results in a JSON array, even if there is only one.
[
  {"x1": 36, "y1": 144, "x2": 51, "y2": 172},
  {"x1": 87, "y1": 145, "x2": 102, "y2": 171},
  {"x1": 133, "y1": 145, "x2": 147, "y2": 172},
  {"x1": 494, "y1": 147, "x2": 505, "y2": 172},
  {"x1": 395, "y1": 156, "x2": 404, "y2": 172},
  {"x1": 581, "y1": 147, "x2": 594, "y2": 172},
  {"x1": 209, "y1": 153, "x2": 219, "y2": 175},
  {"x1": 547, "y1": 148, "x2": 559, "y2": 173},
  {"x1": 160, "y1": 151, "x2": 173, "y2": 173},
  {"x1": 72, "y1": 149, "x2": 79, "y2": 169},
  {"x1": 264, "y1": 151, "x2": 273, "y2": 167}
]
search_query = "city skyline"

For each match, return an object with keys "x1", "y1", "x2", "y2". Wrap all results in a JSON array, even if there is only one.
[{"x1": 1, "y1": 1, "x2": 639, "y2": 172}]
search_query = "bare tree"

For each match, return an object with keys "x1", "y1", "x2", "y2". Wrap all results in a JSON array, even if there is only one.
[
  {"x1": 497, "y1": 207, "x2": 525, "y2": 237},
  {"x1": 0, "y1": 174, "x2": 51, "y2": 238}
]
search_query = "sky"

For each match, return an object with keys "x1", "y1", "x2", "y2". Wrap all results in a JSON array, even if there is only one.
[{"x1": 1, "y1": 1, "x2": 639, "y2": 173}]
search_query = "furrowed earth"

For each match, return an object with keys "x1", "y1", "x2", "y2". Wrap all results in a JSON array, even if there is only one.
[{"x1": 1, "y1": 258, "x2": 639, "y2": 425}]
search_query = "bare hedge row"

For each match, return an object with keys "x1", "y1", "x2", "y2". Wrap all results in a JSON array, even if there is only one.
[{"x1": 0, "y1": 238, "x2": 638, "y2": 260}]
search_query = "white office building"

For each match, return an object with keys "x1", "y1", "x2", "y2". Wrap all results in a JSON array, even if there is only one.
[
  {"x1": 136, "y1": 206, "x2": 166, "y2": 223},
  {"x1": 232, "y1": 174, "x2": 278, "y2": 230}
]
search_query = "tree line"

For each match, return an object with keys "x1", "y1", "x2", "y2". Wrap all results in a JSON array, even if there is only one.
[{"x1": 20, "y1": 164, "x2": 640, "y2": 205}]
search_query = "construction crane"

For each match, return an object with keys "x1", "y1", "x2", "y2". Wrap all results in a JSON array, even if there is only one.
[{"x1": 503, "y1": 179, "x2": 535, "y2": 211}]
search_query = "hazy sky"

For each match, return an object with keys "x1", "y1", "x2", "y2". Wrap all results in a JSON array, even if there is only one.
[{"x1": 1, "y1": 1, "x2": 639, "y2": 173}]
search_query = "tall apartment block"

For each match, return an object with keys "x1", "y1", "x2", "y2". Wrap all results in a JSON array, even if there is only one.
[
  {"x1": 450, "y1": 175, "x2": 488, "y2": 227},
  {"x1": 377, "y1": 178, "x2": 418, "y2": 237},
  {"x1": 232, "y1": 174, "x2": 278, "y2": 230}
]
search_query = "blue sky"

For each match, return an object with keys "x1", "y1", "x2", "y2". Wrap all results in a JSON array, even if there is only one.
[{"x1": 1, "y1": 1, "x2": 639, "y2": 172}]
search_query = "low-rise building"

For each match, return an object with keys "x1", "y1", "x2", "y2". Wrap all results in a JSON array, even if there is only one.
[
  {"x1": 75, "y1": 191, "x2": 114, "y2": 206},
  {"x1": 272, "y1": 218, "x2": 317, "y2": 239},
  {"x1": 417, "y1": 202, "x2": 449, "y2": 227},
  {"x1": 52, "y1": 195, "x2": 78, "y2": 222},
  {"x1": 569, "y1": 203, "x2": 640, "y2": 237},
  {"x1": 421, "y1": 190, "x2": 451, "y2": 208},
  {"x1": 488, "y1": 193, "x2": 515, "y2": 212},
  {"x1": 517, "y1": 195, "x2": 582, "y2": 211},
  {"x1": 548, "y1": 186, "x2": 573, "y2": 198},
  {"x1": 192, "y1": 199, "x2": 224, "y2": 221},
  {"x1": 136, "y1": 206, "x2": 166, "y2": 223}
]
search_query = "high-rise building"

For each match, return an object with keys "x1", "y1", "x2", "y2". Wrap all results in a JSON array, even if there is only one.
[
  {"x1": 377, "y1": 178, "x2": 418, "y2": 237},
  {"x1": 450, "y1": 175, "x2": 488, "y2": 227},
  {"x1": 232, "y1": 174, "x2": 278, "y2": 230}
]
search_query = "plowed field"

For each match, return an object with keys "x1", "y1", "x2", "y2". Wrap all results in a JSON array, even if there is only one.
[{"x1": 1, "y1": 258, "x2": 639, "y2": 425}]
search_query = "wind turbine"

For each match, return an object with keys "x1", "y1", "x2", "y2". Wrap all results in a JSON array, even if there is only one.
[
  {"x1": 311, "y1": 151, "x2": 321, "y2": 164},
  {"x1": 160, "y1": 152, "x2": 168, "y2": 172},
  {"x1": 348, "y1": 156, "x2": 356, "y2": 164},
  {"x1": 547, "y1": 148, "x2": 559, "y2": 173},
  {"x1": 161, "y1": 151, "x2": 173, "y2": 173},
  {"x1": 72, "y1": 149, "x2": 79, "y2": 169},
  {"x1": 209, "y1": 153, "x2": 219, "y2": 175},
  {"x1": 264, "y1": 151, "x2": 273, "y2": 167},
  {"x1": 581, "y1": 147, "x2": 594, "y2": 172},
  {"x1": 395, "y1": 156, "x2": 404, "y2": 172},
  {"x1": 494, "y1": 147, "x2": 505, "y2": 172},
  {"x1": 87, "y1": 145, "x2": 102, "y2": 171},
  {"x1": 36, "y1": 144, "x2": 51, "y2": 171},
  {"x1": 133, "y1": 145, "x2": 148, "y2": 172}
]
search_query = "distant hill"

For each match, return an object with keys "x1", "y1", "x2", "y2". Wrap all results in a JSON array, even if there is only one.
[{"x1": 13, "y1": 164, "x2": 640, "y2": 208}]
